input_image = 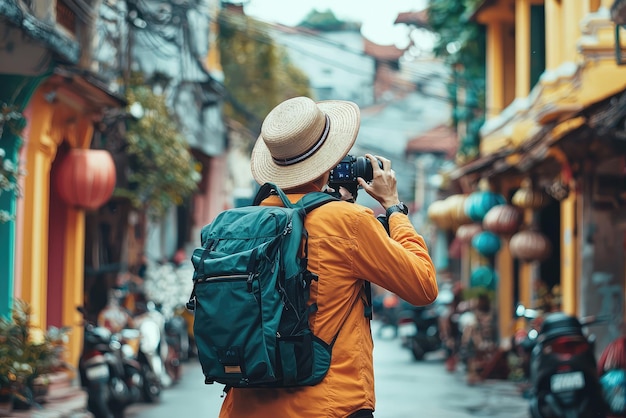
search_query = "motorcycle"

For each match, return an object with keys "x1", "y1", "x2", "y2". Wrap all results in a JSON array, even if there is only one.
[
  {"x1": 131, "y1": 298, "x2": 167, "y2": 397},
  {"x1": 78, "y1": 307, "x2": 143, "y2": 418},
  {"x1": 397, "y1": 303, "x2": 443, "y2": 361},
  {"x1": 526, "y1": 310, "x2": 607, "y2": 418},
  {"x1": 163, "y1": 305, "x2": 189, "y2": 383},
  {"x1": 510, "y1": 304, "x2": 542, "y2": 383}
]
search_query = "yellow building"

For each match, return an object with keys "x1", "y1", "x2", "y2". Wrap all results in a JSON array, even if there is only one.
[
  {"x1": 451, "y1": 0, "x2": 626, "y2": 350},
  {"x1": 1, "y1": 1, "x2": 124, "y2": 370}
]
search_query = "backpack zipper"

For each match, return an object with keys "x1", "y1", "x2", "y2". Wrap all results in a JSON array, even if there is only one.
[{"x1": 196, "y1": 274, "x2": 250, "y2": 283}]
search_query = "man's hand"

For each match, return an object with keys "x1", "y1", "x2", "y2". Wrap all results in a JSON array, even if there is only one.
[
  {"x1": 357, "y1": 154, "x2": 400, "y2": 210},
  {"x1": 326, "y1": 185, "x2": 356, "y2": 202}
]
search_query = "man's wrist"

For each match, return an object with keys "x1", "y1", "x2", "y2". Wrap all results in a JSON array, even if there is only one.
[{"x1": 386, "y1": 202, "x2": 409, "y2": 217}]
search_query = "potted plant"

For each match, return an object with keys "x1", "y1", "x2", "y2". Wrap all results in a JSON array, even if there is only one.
[
  {"x1": 0, "y1": 300, "x2": 67, "y2": 411},
  {"x1": 0, "y1": 348, "x2": 16, "y2": 416}
]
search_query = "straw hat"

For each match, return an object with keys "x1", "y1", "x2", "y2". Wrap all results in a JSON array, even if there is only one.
[{"x1": 251, "y1": 96, "x2": 360, "y2": 189}]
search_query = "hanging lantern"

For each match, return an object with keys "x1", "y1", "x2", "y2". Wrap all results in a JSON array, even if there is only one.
[
  {"x1": 464, "y1": 190, "x2": 506, "y2": 222},
  {"x1": 509, "y1": 230, "x2": 552, "y2": 262},
  {"x1": 471, "y1": 231, "x2": 501, "y2": 256},
  {"x1": 54, "y1": 149, "x2": 117, "y2": 210},
  {"x1": 483, "y1": 204, "x2": 523, "y2": 235},
  {"x1": 456, "y1": 223, "x2": 482, "y2": 244},
  {"x1": 470, "y1": 265, "x2": 498, "y2": 290},
  {"x1": 444, "y1": 194, "x2": 472, "y2": 229},
  {"x1": 427, "y1": 200, "x2": 451, "y2": 229},
  {"x1": 512, "y1": 178, "x2": 550, "y2": 209}
]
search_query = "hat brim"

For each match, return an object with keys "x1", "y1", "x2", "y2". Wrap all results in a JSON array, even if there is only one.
[{"x1": 251, "y1": 100, "x2": 360, "y2": 190}]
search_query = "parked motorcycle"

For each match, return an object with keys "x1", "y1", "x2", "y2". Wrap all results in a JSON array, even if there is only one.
[
  {"x1": 163, "y1": 305, "x2": 189, "y2": 383},
  {"x1": 131, "y1": 298, "x2": 166, "y2": 398},
  {"x1": 525, "y1": 310, "x2": 606, "y2": 418},
  {"x1": 397, "y1": 303, "x2": 443, "y2": 361},
  {"x1": 510, "y1": 304, "x2": 542, "y2": 383},
  {"x1": 78, "y1": 307, "x2": 143, "y2": 418}
]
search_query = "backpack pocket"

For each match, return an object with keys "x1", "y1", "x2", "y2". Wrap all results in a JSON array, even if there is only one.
[
  {"x1": 192, "y1": 244, "x2": 284, "y2": 387},
  {"x1": 277, "y1": 331, "x2": 332, "y2": 386}
]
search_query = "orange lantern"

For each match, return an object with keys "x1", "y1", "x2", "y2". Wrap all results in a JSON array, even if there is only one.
[
  {"x1": 54, "y1": 149, "x2": 116, "y2": 210},
  {"x1": 427, "y1": 200, "x2": 452, "y2": 229},
  {"x1": 444, "y1": 194, "x2": 472, "y2": 229},
  {"x1": 483, "y1": 204, "x2": 523, "y2": 235}
]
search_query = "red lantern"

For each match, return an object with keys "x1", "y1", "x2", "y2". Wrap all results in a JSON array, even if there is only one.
[
  {"x1": 54, "y1": 149, "x2": 116, "y2": 210},
  {"x1": 483, "y1": 204, "x2": 523, "y2": 235},
  {"x1": 509, "y1": 230, "x2": 552, "y2": 262}
]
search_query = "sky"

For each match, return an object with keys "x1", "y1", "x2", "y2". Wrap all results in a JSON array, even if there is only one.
[{"x1": 243, "y1": 0, "x2": 429, "y2": 48}]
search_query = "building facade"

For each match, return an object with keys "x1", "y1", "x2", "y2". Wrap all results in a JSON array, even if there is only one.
[{"x1": 437, "y1": 0, "x2": 626, "y2": 352}]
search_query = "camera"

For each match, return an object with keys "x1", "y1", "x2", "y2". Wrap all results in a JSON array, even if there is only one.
[{"x1": 328, "y1": 155, "x2": 383, "y2": 200}]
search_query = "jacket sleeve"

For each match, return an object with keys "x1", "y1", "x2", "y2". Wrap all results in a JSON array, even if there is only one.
[{"x1": 352, "y1": 211, "x2": 438, "y2": 306}]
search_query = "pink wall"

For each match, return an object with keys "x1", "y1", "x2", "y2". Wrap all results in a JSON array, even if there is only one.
[
  {"x1": 192, "y1": 155, "x2": 229, "y2": 243},
  {"x1": 46, "y1": 147, "x2": 68, "y2": 327}
]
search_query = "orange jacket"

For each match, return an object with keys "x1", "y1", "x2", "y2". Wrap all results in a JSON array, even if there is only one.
[{"x1": 220, "y1": 191, "x2": 437, "y2": 418}]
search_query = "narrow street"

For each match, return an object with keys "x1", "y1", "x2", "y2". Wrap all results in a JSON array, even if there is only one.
[{"x1": 126, "y1": 322, "x2": 530, "y2": 418}]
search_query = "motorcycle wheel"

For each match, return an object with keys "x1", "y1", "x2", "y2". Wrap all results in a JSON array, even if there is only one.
[
  {"x1": 529, "y1": 395, "x2": 542, "y2": 418},
  {"x1": 166, "y1": 350, "x2": 182, "y2": 383},
  {"x1": 410, "y1": 339, "x2": 426, "y2": 361},
  {"x1": 141, "y1": 364, "x2": 161, "y2": 403},
  {"x1": 179, "y1": 328, "x2": 190, "y2": 362},
  {"x1": 87, "y1": 383, "x2": 114, "y2": 418}
]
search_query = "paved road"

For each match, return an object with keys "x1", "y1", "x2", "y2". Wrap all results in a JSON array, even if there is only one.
[{"x1": 126, "y1": 322, "x2": 530, "y2": 417}]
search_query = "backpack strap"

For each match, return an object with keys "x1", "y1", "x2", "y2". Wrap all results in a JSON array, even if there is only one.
[
  {"x1": 363, "y1": 281, "x2": 373, "y2": 320},
  {"x1": 296, "y1": 192, "x2": 339, "y2": 212},
  {"x1": 298, "y1": 192, "x2": 373, "y2": 320},
  {"x1": 252, "y1": 182, "x2": 295, "y2": 208}
]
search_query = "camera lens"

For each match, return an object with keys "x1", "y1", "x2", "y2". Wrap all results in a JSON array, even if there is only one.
[{"x1": 355, "y1": 156, "x2": 382, "y2": 182}]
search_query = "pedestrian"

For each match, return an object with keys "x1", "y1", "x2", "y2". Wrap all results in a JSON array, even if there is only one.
[{"x1": 218, "y1": 96, "x2": 438, "y2": 418}]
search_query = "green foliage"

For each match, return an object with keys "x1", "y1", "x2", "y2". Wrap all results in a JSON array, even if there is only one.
[
  {"x1": 218, "y1": 11, "x2": 311, "y2": 139},
  {"x1": 298, "y1": 9, "x2": 358, "y2": 32},
  {"x1": 0, "y1": 300, "x2": 70, "y2": 400},
  {"x1": 428, "y1": 0, "x2": 486, "y2": 162},
  {"x1": 116, "y1": 74, "x2": 201, "y2": 219}
]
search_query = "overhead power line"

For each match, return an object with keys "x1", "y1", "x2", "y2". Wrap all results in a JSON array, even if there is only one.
[{"x1": 215, "y1": 11, "x2": 490, "y2": 111}]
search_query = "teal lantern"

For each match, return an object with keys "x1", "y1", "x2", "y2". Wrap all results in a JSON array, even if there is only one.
[
  {"x1": 471, "y1": 231, "x2": 501, "y2": 256},
  {"x1": 464, "y1": 191, "x2": 506, "y2": 222},
  {"x1": 470, "y1": 266, "x2": 498, "y2": 290}
]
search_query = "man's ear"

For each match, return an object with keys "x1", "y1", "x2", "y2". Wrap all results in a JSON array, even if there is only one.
[{"x1": 314, "y1": 172, "x2": 330, "y2": 190}]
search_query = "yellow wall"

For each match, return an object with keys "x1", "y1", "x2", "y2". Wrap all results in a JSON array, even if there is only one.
[
  {"x1": 486, "y1": 22, "x2": 505, "y2": 119},
  {"x1": 20, "y1": 88, "x2": 95, "y2": 367},
  {"x1": 515, "y1": 0, "x2": 531, "y2": 98},
  {"x1": 544, "y1": 0, "x2": 563, "y2": 70},
  {"x1": 21, "y1": 93, "x2": 56, "y2": 328}
]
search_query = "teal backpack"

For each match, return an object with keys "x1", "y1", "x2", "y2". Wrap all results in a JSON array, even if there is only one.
[{"x1": 187, "y1": 182, "x2": 344, "y2": 389}]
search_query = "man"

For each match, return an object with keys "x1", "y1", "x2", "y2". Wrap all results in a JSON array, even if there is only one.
[{"x1": 220, "y1": 96, "x2": 438, "y2": 418}]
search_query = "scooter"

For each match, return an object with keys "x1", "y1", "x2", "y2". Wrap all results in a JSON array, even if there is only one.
[
  {"x1": 131, "y1": 299, "x2": 166, "y2": 398},
  {"x1": 78, "y1": 307, "x2": 142, "y2": 418},
  {"x1": 397, "y1": 303, "x2": 442, "y2": 361},
  {"x1": 526, "y1": 310, "x2": 607, "y2": 418}
]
